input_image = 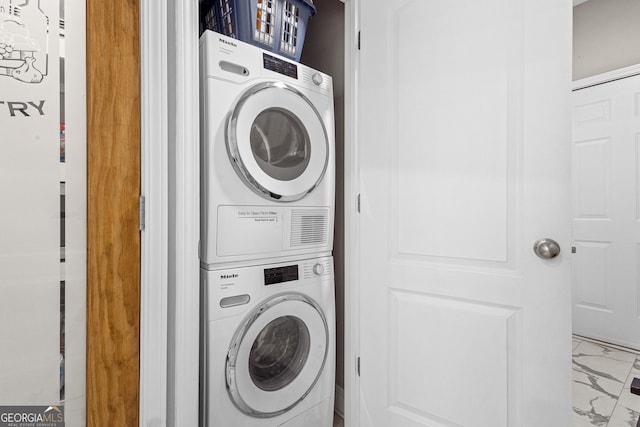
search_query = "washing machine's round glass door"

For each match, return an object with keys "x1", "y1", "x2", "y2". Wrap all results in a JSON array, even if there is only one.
[
  {"x1": 226, "y1": 293, "x2": 329, "y2": 418},
  {"x1": 227, "y1": 82, "x2": 329, "y2": 202}
]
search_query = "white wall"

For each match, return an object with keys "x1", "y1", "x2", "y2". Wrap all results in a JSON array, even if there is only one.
[{"x1": 573, "y1": 0, "x2": 640, "y2": 80}]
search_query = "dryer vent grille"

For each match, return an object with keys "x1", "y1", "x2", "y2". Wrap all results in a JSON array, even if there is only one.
[{"x1": 290, "y1": 209, "x2": 329, "y2": 247}]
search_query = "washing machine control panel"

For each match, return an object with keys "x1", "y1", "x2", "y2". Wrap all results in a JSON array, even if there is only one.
[
  {"x1": 206, "y1": 256, "x2": 333, "y2": 321},
  {"x1": 264, "y1": 264, "x2": 299, "y2": 286}
]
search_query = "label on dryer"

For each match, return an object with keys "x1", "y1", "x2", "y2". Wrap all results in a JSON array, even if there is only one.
[
  {"x1": 217, "y1": 206, "x2": 284, "y2": 256},
  {"x1": 237, "y1": 209, "x2": 279, "y2": 222}
]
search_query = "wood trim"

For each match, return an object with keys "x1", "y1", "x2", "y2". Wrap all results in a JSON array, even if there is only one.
[{"x1": 86, "y1": 0, "x2": 141, "y2": 425}]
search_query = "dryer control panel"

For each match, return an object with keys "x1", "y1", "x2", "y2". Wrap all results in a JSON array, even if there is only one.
[{"x1": 262, "y1": 53, "x2": 298, "y2": 79}]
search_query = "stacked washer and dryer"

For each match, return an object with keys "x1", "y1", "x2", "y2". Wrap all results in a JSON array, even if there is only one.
[{"x1": 199, "y1": 30, "x2": 336, "y2": 427}]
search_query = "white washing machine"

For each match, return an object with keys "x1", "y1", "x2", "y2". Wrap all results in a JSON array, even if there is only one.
[
  {"x1": 199, "y1": 31, "x2": 335, "y2": 268},
  {"x1": 200, "y1": 256, "x2": 335, "y2": 427}
]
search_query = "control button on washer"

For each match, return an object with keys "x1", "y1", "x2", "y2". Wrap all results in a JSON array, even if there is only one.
[{"x1": 312, "y1": 263, "x2": 324, "y2": 275}]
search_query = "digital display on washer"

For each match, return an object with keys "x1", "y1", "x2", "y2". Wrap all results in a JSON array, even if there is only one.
[
  {"x1": 264, "y1": 265, "x2": 299, "y2": 286},
  {"x1": 263, "y1": 53, "x2": 298, "y2": 79}
]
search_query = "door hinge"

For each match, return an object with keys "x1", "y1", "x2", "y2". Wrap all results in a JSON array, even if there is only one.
[
  {"x1": 357, "y1": 31, "x2": 361, "y2": 50},
  {"x1": 139, "y1": 195, "x2": 146, "y2": 231},
  {"x1": 357, "y1": 193, "x2": 361, "y2": 213},
  {"x1": 571, "y1": 246, "x2": 576, "y2": 254},
  {"x1": 357, "y1": 357, "x2": 360, "y2": 377}
]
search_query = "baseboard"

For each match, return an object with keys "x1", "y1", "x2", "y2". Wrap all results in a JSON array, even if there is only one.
[
  {"x1": 573, "y1": 334, "x2": 640, "y2": 355},
  {"x1": 334, "y1": 385, "x2": 344, "y2": 418}
]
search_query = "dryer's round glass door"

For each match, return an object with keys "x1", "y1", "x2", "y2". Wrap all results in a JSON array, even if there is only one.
[
  {"x1": 227, "y1": 82, "x2": 329, "y2": 202},
  {"x1": 226, "y1": 293, "x2": 328, "y2": 418},
  {"x1": 250, "y1": 108, "x2": 311, "y2": 182}
]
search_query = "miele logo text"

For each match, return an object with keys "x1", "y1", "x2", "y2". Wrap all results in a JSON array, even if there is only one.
[
  {"x1": 219, "y1": 38, "x2": 237, "y2": 48},
  {"x1": 221, "y1": 274, "x2": 238, "y2": 279}
]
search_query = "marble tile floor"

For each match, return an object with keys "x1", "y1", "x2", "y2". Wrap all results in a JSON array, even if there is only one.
[{"x1": 573, "y1": 336, "x2": 640, "y2": 427}]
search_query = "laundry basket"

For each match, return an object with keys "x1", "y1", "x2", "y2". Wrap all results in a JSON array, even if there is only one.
[{"x1": 200, "y1": 0, "x2": 316, "y2": 61}]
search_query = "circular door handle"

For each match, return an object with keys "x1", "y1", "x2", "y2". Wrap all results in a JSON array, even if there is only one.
[{"x1": 533, "y1": 238, "x2": 561, "y2": 259}]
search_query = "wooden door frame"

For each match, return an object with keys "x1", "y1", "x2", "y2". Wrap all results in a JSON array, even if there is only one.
[
  {"x1": 87, "y1": 1, "x2": 201, "y2": 425},
  {"x1": 87, "y1": 0, "x2": 141, "y2": 425}
]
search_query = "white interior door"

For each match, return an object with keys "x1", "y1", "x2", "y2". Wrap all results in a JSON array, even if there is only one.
[
  {"x1": 572, "y1": 72, "x2": 640, "y2": 350},
  {"x1": 355, "y1": 0, "x2": 573, "y2": 425}
]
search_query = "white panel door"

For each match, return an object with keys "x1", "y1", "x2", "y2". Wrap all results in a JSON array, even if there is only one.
[
  {"x1": 356, "y1": 0, "x2": 572, "y2": 426},
  {"x1": 572, "y1": 73, "x2": 640, "y2": 350}
]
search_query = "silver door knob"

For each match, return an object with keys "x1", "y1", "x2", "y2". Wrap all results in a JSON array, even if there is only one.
[{"x1": 533, "y1": 238, "x2": 561, "y2": 259}]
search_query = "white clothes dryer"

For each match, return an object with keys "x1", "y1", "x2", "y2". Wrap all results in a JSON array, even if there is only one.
[
  {"x1": 200, "y1": 256, "x2": 335, "y2": 427},
  {"x1": 199, "y1": 31, "x2": 335, "y2": 268}
]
